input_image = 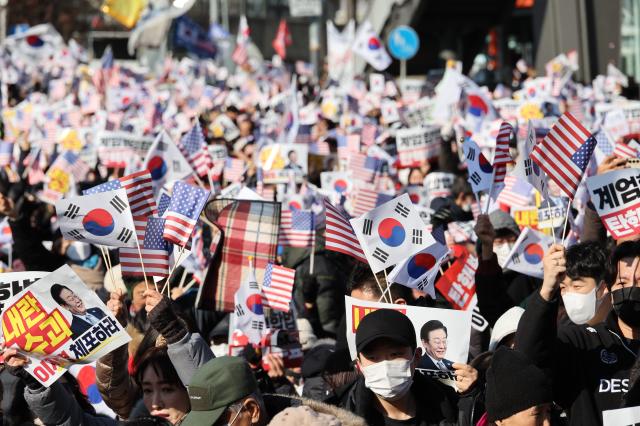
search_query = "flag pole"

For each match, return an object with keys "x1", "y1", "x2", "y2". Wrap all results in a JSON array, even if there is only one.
[
  {"x1": 99, "y1": 246, "x2": 117, "y2": 292},
  {"x1": 372, "y1": 271, "x2": 391, "y2": 304},
  {"x1": 546, "y1": 196, "x2": 557, "y2": 245},
  {"x1": 560, "y1": 201, "x2": 572, "y2": 246},
  {"x1": 134, "y1": 238, "x2": 153, "y2": 291},
  {"x1": 484, "y1": 168, "x2": 496, "y2": 214}
]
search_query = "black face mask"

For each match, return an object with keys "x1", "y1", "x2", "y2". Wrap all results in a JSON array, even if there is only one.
[{"x1": 611, "y1": 287, "x2": 640, "y2": 328}]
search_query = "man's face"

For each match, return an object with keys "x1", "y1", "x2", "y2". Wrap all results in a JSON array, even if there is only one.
[
  {"x1": 288, "y1": 152, "x2": 298, "y2": 163},
  {"x1": 611, "y1": 256, "x2": 640, "y2": 292},
  {"x1": 495, "y1": 404, "x2": 551, "y2": 426},
  {"x1": 59, "y1": 288, "x2": 86, "y2": 315},
  {"x1": 357, "y1": 337, "x2": 418, "y2": 372},
  {"x1": 560, "y1": 276, "x2": 599, "y2": 297},
  {"x1": 422, "y1": 328, "x2": 447, "y2": 360}
]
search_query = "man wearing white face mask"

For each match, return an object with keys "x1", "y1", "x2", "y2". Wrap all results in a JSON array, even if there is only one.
[
  {"x1": 340, "y1": 309, "x2": 458, "y2": 426},
  {"x1": 474, "y1": 211, "x2": 542, "y2": 326},
  {"x1": 560, "y1": 241, "x2": 610, "y2": 325}
]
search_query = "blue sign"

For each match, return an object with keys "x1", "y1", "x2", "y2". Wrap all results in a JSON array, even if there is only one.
[{"x1": 387, "y1": 26, "x2": 419, "y2": 61}]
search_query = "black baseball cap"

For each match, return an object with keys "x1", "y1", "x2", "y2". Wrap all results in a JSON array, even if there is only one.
[
  {"x1": 355, "y1": 309, "x2": 417, "y2": 354},
  {"x1": 181, "y1": 356, "x2": 258, "y2": 426}
]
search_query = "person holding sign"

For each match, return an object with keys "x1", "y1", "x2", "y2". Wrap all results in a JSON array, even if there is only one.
[{"x1": 340, "y1": 308, "x2": 459, "y2": 426}]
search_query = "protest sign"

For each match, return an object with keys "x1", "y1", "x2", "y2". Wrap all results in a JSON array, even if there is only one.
[
  {"x1": 258, "y1": 144, "x2": 308, "y2": 184},
  {"x1": 0, "y1": 265, "x2": 130, "y2": 387},
  {"x1": 96, "y1": 131, "x2": 155, "y2": 168},
  {"x1": 396, "y1": 126, "x2": 441, "y2": 167},
  {"x1": 537, "y1": 203, "x2": 565, "y2": 229},
  {"x1": 587, "y1": 169, "x2": 640, "y2": 239},
  {"x1": 288, "y1": 0, "x2": 321, "y2": 17},
  {"x1": 344, "y1": 295, "x2": 471, "y2": 363},
  {"x1": 512, "y1": 206, "x2": 539, "y2": 229},
  {"x1": 435, "y1": 245, "x2": 477, "y2": 311},
  {"x1": 604, "y1": 109, "x2": 630, "y2": 142},
  {"x1": 403, "y1": 97, "x2": 434, "y2": 127},
  {"x1": 424, "y1": 172, "x2": 455, "y2": 200},
  {"x1": 0, "y1": 272, "x2": 48, "y2": 312}
]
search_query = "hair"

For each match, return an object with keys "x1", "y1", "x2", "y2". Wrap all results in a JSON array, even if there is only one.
[
  {"x1": 565, "y1": 241, "x2": 608, "y2": 282},
  {"x1": 605, "y1": 240, "x2": 640, "y2": 290},
  {"x1": 50, "y1": 284, "x2": 71, "y2": 306},
  {"x1": 226, "y1": 392, "x2": 266, "y2": 417},
  {"x1": 452, "y1": 176, "x2": 473, "y2": 197},
  {"x1": 288, "y1": 150, "x2": 296, "y2": 158},
  {"x1": 420, "y1": 320, "x2": 448, "y2": 341},
  {"x1": 347, "y1": 264, "x2": 414, "y2": 303},
  {"x1": 407, "y1": 167, "x2": 424, "y2": 182},
  {"x1": 134, "y1": 346, "x2": 183, "y2": 389},
  {"x1": 132, "y1": 328, "x2": 162, "y2": 369}
]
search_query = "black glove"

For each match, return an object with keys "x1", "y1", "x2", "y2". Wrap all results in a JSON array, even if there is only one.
[{"x1": 147, "y1": 296, "x2": 188, "y2": 345}]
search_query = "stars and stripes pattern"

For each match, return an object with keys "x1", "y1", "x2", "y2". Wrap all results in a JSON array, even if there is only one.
[
  {"x1": 530, "y1": 113, "x2": 597, "y2": 199},
  {"x1": 361, "y1": 123, "x2": 378, "y2": 146},
  {"x1": 351, "y1": 187, "x2": 394, "y2": 217},
  {"x1": 279, "y1": 210, "x2": 315, "y2": 247},
  {"x1": 324, "y1": 199, "x2": 367, "y2": 263},
  {"x1": 224, "y1": 157, "x2": 245, "y2": 183},
  {"x1": 119, "y1": 216, "x2": 170, "y2": 278},
  {"x1": 163, "y1": 181, "x2": 210, "y2": 246},
  {"x1": 595, "y1": 129, "x2": 614, "y2": 157},
  {"x1": 261, "y1": 263, "x2": 296, "y2": 312},
  {"x1": 157, "y1": 192, "x2": 172, "y2": 216},
  {"x1": 496, "y1": 176, "x2": 534, "y2": 207},
  {"x1": 494, "y1": 121, "x2": 514, "y2": 165},
  {"x1": 53, "y1": 151, "x2": 91, "y2": 183},
  {"x1": 349, "y1": 153, "x2": 381, "y2": 183},
  {"x1": 84, "y1": 170, "x2": 157, "y2": 217},
  {"x1": 613, "y1": 141, "x2": 639, "y2": 159},
  {"x1": 178, "y1": 123, "x2": 213, "y2": 178}
]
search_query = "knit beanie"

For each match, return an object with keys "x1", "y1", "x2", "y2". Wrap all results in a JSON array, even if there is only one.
[{"x1": 485, "y1": 347, "x2": 553, "y2": 421}]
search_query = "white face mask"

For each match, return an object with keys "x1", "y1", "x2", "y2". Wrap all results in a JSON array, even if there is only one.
[
  {"x1": 562, "y1": 286, "x2": 600, "y2": 325},
  {"x1": 494, "y1": 243, "x2": 514, "y2": 268},
  {"x1": 362, "y1": 359, "x2": 413, "y2": 400}
]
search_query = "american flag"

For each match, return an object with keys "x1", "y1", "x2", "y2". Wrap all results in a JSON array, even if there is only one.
[
  {"x1": 349, "y1": 153, "x2": 381, "y2": 183},
  {"x1": 351, "y1": 187, "x2": 394, "y2": 217},
  {"x1": 261, "y1": 263, "x2": 296, "y2": 312},
  {"x1": 279, "y1": 210, "x2": 315, "y2": 247},
  {"x1": 614, "y1": 141, "x2": 638, "y2": 159},
  {"x1": 163, "y1": 181, "x2": 210, "y2": 246},
  {"x1": 494, "y1": 122, "x2": 514, "y2": 165},
  {"x1": 311, "y1": 140, "x2": 331, "y2": 156},
  {"x1": 179, "y1": 123, "x2": 213, "y2": 178},
  {"x1": 119, "y1": 216, "x2": 169, "y2": 278},
  {"x1": 337, "y1": 134, "x2": 360, "y2": 160},
  {"x1": 83, "y1": 170, "x2": 157, "y2": 217},
  {"x1": 0, "y1": 141, "x2": 13, "y2": 166},
  {"x1": 361, "y1": 123, "x2": 378, "y2": 146},
  {"x1": 496, "y1": 176, "x2": 534, "y2": 207},
  {"x1": 294, "y1": 124, "x2": 312, "y2": 145},
  {"x1": 225, "y1": 157, "x2": 246, "y2": 183},
  {"x1": 324, "y1": 199, "x2": 367, "y2": 263},
  {"x1": 595, "y1": 129, "x2": 614, "y2": 157},
  {"x1": 530, "y1": 113, "x2": 597, "y2": 198},
  {"x1": 157, "y1": 192, "x2": 172, "y2": 216},
  {"x1": 49, "y1": 151, "x2": 90, "y2": 183}
]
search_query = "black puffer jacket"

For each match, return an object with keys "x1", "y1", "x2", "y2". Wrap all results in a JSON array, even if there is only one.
[{"x1": 516, "y1": 292, "x2": 638, "y2": 426}]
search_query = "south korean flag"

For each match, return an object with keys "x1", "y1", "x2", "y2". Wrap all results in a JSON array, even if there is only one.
[
  {"x1": 387, "y1": 229, "x2": 449, "y2": 297},
  {"x1": 55, "y1": 188, "x2": 137, "y2": 248},
  {"x1": 351, "y1": 193, "x2": 431, "y2": 273}
]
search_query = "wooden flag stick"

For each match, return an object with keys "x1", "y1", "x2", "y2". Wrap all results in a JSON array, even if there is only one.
[
  {"x1": 99, "y1": 246, "x2": 117, "y2": 291},
  {"x1": 484, "y1": 167, "x2": 496, "y2": 214},
  {"x1": 166, "y1": 246, "x2": 186, "y2": 296},
  {"x1": 134, "y1": 238, "x2": 153, "y2": 291},
  {"x1": 178, "y1": 268, "x2": 188, "y2": 289},
  {"x1": 182, "y1": 278, "x2": 196, "y2": 293},
  {"x1": 372, "y1": 272, "x2": 390, "y2": 304}
]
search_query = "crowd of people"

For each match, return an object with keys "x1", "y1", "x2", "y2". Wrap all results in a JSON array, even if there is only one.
[{"x1": 1, "y1": 20, "x2": 640, "y2": 426}]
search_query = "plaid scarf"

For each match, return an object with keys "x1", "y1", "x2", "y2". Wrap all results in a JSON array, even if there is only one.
[{"x1": 197, "y1": 199, "x2": 281, "y2": 312}]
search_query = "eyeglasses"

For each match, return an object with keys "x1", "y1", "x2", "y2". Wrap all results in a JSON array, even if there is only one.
[{"x1": 215, "y1": 404, "x2": 245, "y2": 426}]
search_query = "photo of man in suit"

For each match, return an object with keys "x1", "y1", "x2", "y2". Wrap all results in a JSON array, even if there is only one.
[
  {"x1": 50, "y1": 284, "x2": 106, "y2": 338},
  {"x1": 418, "y1": 320, "x2": 454, "y2": 370}
]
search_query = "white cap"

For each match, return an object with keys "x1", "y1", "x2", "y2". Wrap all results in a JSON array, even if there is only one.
[{"x1": 489, "y1": 306, "x2": 525, "y2": 351}]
